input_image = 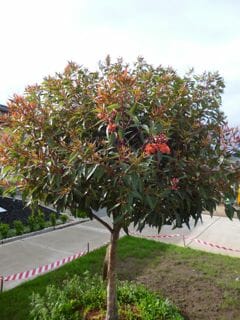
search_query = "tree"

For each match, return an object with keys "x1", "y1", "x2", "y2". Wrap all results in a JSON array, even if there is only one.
[{"x1": 0, "y1": 57, "x2": 240, "y2": 319}]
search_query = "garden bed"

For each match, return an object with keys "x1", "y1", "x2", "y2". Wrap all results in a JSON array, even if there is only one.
[
  {"x1": 0, "y1": 196, "x2": 58, "y2": 226},
  {"x1": 0, "y1": 196, "x2": 70, "y2": 240}
]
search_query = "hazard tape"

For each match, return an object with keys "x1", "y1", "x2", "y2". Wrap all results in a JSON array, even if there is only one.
[
  {"x1": 1, "y1": 233, "x2": 240, "y2": 284},
  {"x1": 1, "y1": 241, "x2": 110, "y2": 285},
  {"x1": 189, "y1": 238, "x2": 240, "y2": 253},
  {"x1": 3, "y1": 250, "x2": 86, "y2": 282},
  {"x1": 130, "y1": 232, "x2": 181, "y2": 239},
  {"x1": 130, "y1": 232, "x2": 240, "y2": 254}
]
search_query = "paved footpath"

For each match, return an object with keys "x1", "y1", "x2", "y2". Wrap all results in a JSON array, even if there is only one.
[{"x1": 0, "y1": 212, "x2": 239, "y2": 290}]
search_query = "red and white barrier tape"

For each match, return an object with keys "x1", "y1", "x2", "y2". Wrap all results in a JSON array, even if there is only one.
[
  {"x1": 189, "y1": 238, "x2": 240, "y2": 253},
  {"x1": 1, "y1": 233, "x2": 240, "y2": 284},
  {"x1": 131, "y1": 232, "x2": 240, "y2": 254},
  {"x1": 3, "y1": 250, "x2": 86, "y2": 282},
  {"x1": 130, "y1": 232, "x2": 181, "y2": 239}
]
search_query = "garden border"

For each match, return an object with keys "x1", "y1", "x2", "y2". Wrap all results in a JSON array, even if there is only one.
[{"x1": 0, "y1": 217, "x2": 89, "y2": 245}]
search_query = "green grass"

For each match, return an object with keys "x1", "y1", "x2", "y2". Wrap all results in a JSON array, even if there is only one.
[{"x1": 0, "y1": 236, "x2": 239, "y2": 319}]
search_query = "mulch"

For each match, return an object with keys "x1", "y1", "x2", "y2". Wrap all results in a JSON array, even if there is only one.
[{"x1": 0, "y1": 196, "x2": 57, "y2": 226}]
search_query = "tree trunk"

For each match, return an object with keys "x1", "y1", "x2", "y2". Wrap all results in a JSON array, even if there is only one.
[
  {"x1": 105, "y1": 226, "x2": 120, "y2": 320},
  {"x1": 103, "y1": 244, "x2": 110, "y2": 281}
]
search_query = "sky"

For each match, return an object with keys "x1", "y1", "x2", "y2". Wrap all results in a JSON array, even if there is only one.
[{"x1": 0, "y1": 0, "x2": 239, "y2": 125}]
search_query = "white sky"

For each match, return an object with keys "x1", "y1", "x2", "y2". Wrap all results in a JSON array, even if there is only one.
[{"x1": 0, "y1": 0, "x2": 239, "y2": 125}]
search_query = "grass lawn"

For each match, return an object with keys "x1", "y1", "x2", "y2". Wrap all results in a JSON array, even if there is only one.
[{"x1": 0, "y1": 236, "x2": 240, "y2": 320}]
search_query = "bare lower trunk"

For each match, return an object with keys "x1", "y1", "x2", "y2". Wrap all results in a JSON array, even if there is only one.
[
  {"x1": 105, "y1": 226, "x2": 120, "y2": 320},
  {"x1": 103, "y1": 245, "x2": 110, "y2": 281}
]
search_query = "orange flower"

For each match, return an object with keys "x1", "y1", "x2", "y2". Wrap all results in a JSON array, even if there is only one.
[
  {"x1": 144, "y1": 143, "x2": 157, "y2": 155},
  {"x1": 156, "y1": 143, "x2": 171, "y2": 154},
  {"x1": 144, "y1": 142, "x2": 171, "y2": 155},
  {"x1": 107, "y1": 123, "x2": 117, "y2": 133}
]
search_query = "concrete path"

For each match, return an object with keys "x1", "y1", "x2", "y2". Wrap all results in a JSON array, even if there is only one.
[
  {"x1": 129, "y1": 215, "x2": 240, "y2": 257},
  {"x1": 0, "y1": 212, "x2": 239, "y2": 290}
]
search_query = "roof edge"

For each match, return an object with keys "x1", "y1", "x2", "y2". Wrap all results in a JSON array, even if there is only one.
[{"x1": 0, "y1": 104, "x2": 8, "y2": 113}]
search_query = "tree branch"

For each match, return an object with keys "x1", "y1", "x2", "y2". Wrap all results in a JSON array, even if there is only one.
[{"x1": 90, "y1": 210, "x2": 113, "y2": 233}]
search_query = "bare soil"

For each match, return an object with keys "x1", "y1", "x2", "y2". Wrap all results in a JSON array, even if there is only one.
[{"x1": 117, "y1": 251, "x2": 240, "y2": 320}]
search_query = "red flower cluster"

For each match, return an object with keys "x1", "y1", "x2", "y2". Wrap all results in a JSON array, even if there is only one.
[
  {"x1": 144, "y1": 133, "x2": 170, "y2": 155},
  {"x1": 144, "y1": 143, "x2": 157, "y2": 155},
  {"x1": 153, "y1": 133, "x2": 168, "y2": 144},
  {"x1": 158, "y1": 143, "x2": 171, "y2": 154},
  {"x1": 170, "y1": 178, "x2": 179, "y2": 190},
  {"x1": 107, "y1": 123, "x2": 117, "y2": 133},
  {"x1": 144, "y1": 142, "x2": 170, "y2": 155}
]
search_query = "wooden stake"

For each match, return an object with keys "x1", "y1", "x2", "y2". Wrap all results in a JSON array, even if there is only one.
[
  {"x1": 0, "y1": 276, "x2": 3, "y2": 293},
  {"x1": 183, "y1": 235, "x2": 186, "y2": 247}
]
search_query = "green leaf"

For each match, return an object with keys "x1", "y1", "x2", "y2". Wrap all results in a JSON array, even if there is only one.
[
  {"x1": 86, "y1": 164, "x2": 99, "y2": 181},
  {"x1": 0, "y1": 165, "x2": 13, "y2": 179},
  {"x1": 146, "y1": 195, "x2": 157, "y2": 210},
  {"x1": 68, "y1": 151, "x2": 79, "y2": 164},
  {"x1": 3, "y1": 186, "x2": 17, "y2": 197},
  {"x1": 141, "y1": 124, "x2": 150, "y2": 134},
  {"x1": 129, "y1": 104, "x2": 138, "y2": 115},
  {"x1": 224, "y1": 204, "x2": 235, "y2": 220},
  {"x1": 132, "y1": 191, "x2": 142, "y2": 201},
  {"x1": 108, "y1": 202, "x2": 121, "y2": 212},
  {"x1": 126, "y1": 112, "x2": 140, "y2": 124},
  {"x1": 106, "y1": 103, "x2": 119, "y2": 111},
  {"x1": 93, "y1": 166, "x2": 105, "y2": 181},
  {"x1": 174, "y1": 212, "x2": 182, "y2": 228}
]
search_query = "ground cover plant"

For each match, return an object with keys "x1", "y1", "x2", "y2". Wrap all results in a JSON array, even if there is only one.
[
  {"x1": 1, "y1": 57, "x2": 240, "y2": 319},
  {"x1": 0, "y1": 237, "x2": 240, "y2": 320},
  {"x1": 30, "y1": 272, "x2": 183, "y2": 320}
]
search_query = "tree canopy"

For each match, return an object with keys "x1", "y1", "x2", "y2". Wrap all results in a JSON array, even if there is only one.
[
  {"x1": 1, "y1": 57, "x2": 239, "y2": 227},
  {"x1": 1, "y1": 57, "x2": 240, "y2": 319}
]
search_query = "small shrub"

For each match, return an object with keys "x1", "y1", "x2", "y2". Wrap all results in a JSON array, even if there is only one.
[
  {"x1": 30, "y1": 273, "x2": 183, "y2": 320},
  {"x1": 13, "y1": 220, "x2": 24, "y2": 235},
  {"x1": 0, "y1": 223, "x2": 9, "y2": 239},
  {"x1": 75, "y1": 209, "x2": 87, "y2": 219},
  {"x1": 60, "y1": 214, "x2": 68, "y2": 224},
  {"x1": 37, "y1": 211, "x2": 45, "y2": 230},
  {"x1": 50, "y1": 213, "x2": 56, "y2": 227},
  {"x1": 28, "y1": 214, "x2": 36, "y2": 232},
  {"x1": 118, "y1": 282, "x2": 183, "y2": 320}
]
